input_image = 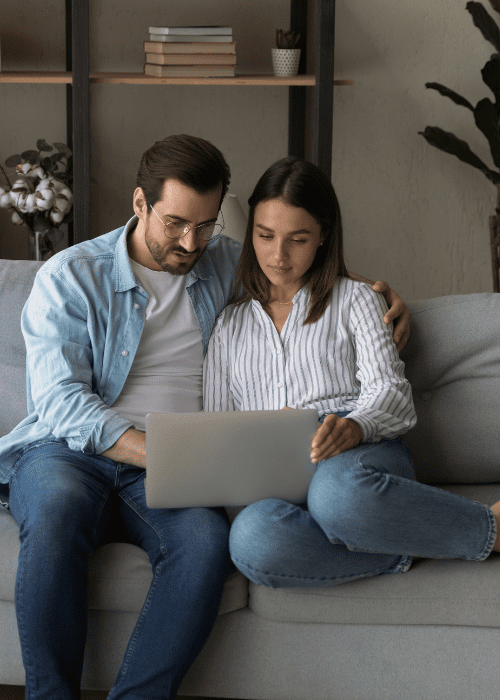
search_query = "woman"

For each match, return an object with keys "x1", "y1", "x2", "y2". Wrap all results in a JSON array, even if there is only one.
[{"x1": 203, "y1": 157, "x2": 499, "y2": 588}]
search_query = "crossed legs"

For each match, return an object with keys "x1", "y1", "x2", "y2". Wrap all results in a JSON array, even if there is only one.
[{"x1": 230, "y1": 438, "x2": 497, "y2": 588}]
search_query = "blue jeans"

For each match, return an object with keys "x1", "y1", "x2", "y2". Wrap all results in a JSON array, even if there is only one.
[
  {"x1": 9, "y1": 439, "x2": 231, "y2": 700},
  {"x1": 229, "y1": 437, "x2": 496, "y2": 588}
]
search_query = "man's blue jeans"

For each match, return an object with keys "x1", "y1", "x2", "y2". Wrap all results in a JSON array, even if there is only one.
[
  {"x1": 229, "y1": 437, "x2": 497, "y2": 588},
  {"x1": 9, "y1": 439, "x2": 231, "y2": 700}
]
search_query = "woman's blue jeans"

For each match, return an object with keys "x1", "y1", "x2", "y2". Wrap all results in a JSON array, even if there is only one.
[
  {"x1": 229, "y1": 436, "x2": 496, "y2": 588},
  {"x1": 8, "y1": 439, "x2": 231, "y2": 700}
]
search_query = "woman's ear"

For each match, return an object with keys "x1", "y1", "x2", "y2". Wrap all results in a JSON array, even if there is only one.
[{"x1": 133, "y1": 188, "x2": 148, "y2": 220}]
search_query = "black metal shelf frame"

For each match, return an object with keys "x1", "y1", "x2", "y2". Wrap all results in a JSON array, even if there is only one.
[{"x1": 66, "y1": 0, "x2": 335, "y2": 244}]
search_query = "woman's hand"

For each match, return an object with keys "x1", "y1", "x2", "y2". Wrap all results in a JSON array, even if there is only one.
[{"x1": 310, "y1": 415, "x2": 363, "y2": 463}]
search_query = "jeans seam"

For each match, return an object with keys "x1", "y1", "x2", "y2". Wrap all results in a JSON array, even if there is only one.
[
  {"x1": 476, "y1": 506, "x2": 497, "y2": 561},
  {"x1": 113, "y1": 560, "x2": 164, "y2": 688},
  {"x1": 118, "y1": 489, "x2": 169, "y2": 558},
  {"x1": 232, "y1": 554, "x2": 408, "y2": 585},
  {"x1": 16, "y1": 545, "x2": 39, "y2": 699}
]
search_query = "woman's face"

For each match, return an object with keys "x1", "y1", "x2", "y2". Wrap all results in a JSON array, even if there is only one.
[{"x1": 252, "y1": 198, "x2": 324, "y2": 291}]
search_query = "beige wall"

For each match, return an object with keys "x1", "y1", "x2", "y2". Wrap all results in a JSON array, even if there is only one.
[{"x1": 0, "y1": 0, "x2": 497, "y2": 299}]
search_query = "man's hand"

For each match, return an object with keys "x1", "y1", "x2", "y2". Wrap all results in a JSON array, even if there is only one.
[
  {"x1": 101, "y1": 427, "x2": 147, "y2": 468},
  {"x1": 371, "y1": 280, "x2": 410, "y2": 352},
  {"x1": 310, "y1": 415, "x2": 363, "y2": 463}
]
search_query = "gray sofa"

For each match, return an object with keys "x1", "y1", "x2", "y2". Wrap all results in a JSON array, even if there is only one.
[{"x1": 1, "y1": 257, "x2": 500, "y2": 700}]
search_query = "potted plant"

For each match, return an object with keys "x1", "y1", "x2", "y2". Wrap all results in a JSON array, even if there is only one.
[
  {"x1": 0, "y1": 140, "x2": 73, "y2": 261},
  {"x1": 272, "y1": 29, "x2": 301, "y2": 77},
  {"x1": 419, "y1": 1, "x2": 500, "y2": 291}
]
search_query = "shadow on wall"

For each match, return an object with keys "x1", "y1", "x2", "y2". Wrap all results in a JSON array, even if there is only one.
[{"x1": 0, "y1": 211, "x2": 30, "y2": 261}]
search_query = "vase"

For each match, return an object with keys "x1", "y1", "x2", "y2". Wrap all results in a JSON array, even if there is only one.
[
  {"x1": 271, "y1": 48, "x2": 301, "y2": 77},
  {"x1": 28, "y1": 226, "x2": 68, "y2": 262}
]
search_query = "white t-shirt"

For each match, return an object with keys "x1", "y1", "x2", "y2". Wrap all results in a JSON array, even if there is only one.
[{"x1": 111, "y1": 258, "x2": 204, "y2": 430}]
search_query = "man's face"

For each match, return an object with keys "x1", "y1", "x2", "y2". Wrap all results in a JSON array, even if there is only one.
[{"x1": 138, "y1": 179, "x2": 222, "y2": 274}]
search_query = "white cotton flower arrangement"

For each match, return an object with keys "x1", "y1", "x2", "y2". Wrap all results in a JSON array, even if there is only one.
[{"x1": 0, "y1": 140, "x2": 73, "y2": 258}]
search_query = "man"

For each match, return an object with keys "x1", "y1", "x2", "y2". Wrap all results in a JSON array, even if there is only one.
[{"x1": 0, "y1": 135, "x2": 410, "y2": 699}]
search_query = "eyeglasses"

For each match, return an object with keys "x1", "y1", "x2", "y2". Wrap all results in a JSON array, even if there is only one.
[{"x1": 149, "y1": 204, "x2": 224, "y2": 241}]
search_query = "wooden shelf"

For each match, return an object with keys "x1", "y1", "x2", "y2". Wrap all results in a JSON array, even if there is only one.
[
  {"x1": 0, "y1": 71, "x2": 72, "y2": 83},
  {"x1": 91, "y1": 72, "x2": 317, "y2": 85},
  {"x1": 1, "y1": 0, "x2": 342, "y2": 242},
  {"x1": 0, "y1": 71, "x2": 353, "y2": 87}
]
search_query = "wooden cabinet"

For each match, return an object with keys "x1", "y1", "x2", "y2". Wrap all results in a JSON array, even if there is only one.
[{"x1": 0, "y1": 0, "x2": 351, "y2": 244}]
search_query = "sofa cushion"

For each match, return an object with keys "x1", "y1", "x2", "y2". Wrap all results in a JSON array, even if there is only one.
[
  {"x1": 402, "y1": 294, "x2": 500, "y2": 484},
  {"x1": 0, "y1": 260, "x2": 43, "y2": 438},
  {"x1": 248, "y1": 483, "x2": 500, "y2": 629},
  {"x1": 0, "y1": 508, "x2": 248, "y2": 616}
]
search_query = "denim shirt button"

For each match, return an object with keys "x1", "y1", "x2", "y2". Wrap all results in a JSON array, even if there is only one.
[
  {"x1": 134, "y1": 303, "x2": 140, "y2": 309},
  {"x1": 122, "y1": 350, "x2": 129, "y2": 357}
]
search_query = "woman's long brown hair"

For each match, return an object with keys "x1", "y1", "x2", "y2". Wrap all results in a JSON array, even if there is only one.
[{"x1": 231, "y1": 157, "x2": 348, "y2": 325}]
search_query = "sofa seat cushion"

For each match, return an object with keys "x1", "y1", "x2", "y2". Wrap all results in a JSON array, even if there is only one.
[
  {"x1": 0, "y1": 508, "x2": 248, "y2": 615},
  {"x1": 249, "y1": 483, "x2": 500, "y2": 629}
]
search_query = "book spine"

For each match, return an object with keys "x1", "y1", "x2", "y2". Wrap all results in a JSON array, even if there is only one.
[
  {"x1": 149, "y1": 34, "x2": 233, "y2": 43},
  {"x1": 145, "y1": 53, "x2": 237, "y2": 65},
  {"x1": 148, "y1": 26, "x2": 233, "y2": 36},
  {"x1": 144, "y1": 64, "x2": 236, "y2": 77},
  {"x1": 144, "y1": 41, "x2": 236, "y2": 54}
]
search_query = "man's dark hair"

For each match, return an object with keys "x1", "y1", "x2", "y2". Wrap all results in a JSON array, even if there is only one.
[
  {"x1": 136, "y1": 134, "x2": 231, "y2": 209},
  {"x1": 233, "y1": 156, "x2": 348, "y2": 325}
]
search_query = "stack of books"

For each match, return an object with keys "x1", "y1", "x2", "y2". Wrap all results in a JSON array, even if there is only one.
[{"x1": 144, "y1": 26, "x2": 236, "y2": 78}]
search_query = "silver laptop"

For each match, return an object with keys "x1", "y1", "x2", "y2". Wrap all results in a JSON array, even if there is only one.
[{"x1": 145, "y1": 409, "x2": 319, "y2": 508}]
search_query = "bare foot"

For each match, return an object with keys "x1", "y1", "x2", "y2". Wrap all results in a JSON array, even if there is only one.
[{"x1": 490, "y1": 501, "x2": 500, "y2": 552}]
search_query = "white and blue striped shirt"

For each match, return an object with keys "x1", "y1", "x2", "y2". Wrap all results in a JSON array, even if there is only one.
[{"x1": 203, "y1": 277, "x2": 416, "y2": 442}]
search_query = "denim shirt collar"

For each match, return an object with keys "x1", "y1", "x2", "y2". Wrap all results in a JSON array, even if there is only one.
[
  {"x1": 114, "y1": 217, "x2": 141, "y2": 293},
  {"x1": 114, "y1": 215, "x2": 215, "y2": 292}
]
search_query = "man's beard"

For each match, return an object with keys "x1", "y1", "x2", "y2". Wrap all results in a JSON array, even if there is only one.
[{"x1": 145, "y1": 227, "x2": 204, "y2": 275}]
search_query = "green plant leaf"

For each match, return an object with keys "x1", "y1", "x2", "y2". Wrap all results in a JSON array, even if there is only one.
[
  {"x1": 425, "y1": 82, "x2": 474, "y2": 110},
  {"x1": 276, "y1": 28, "x2": 300, "y2": 49},
  {"x1": 419, "y1": 126, "x2": 500, "y2": 183},
  {"x1": 36, "y1": 139, "x2": 53, "y2": 152},
  {"x1": 53, "y1": 142, "x2": 72, "y2": 156},
  {"x1": 481, "y1": 54, "x2": 500, "y2": 107},
  {"x1": 49, "y1": 152, "x2": 65, "y2": 165},
  {"x1": 5, "y1": 154, "x2": 22, "y2": 168},
  {"x1": 474, "y1": 97, "x2": 500, "y2": 167},
  {"x1": 21, "y1": 150, "x2": 40, "y2": 164},
  {"x1": 467, "y1": 1, "x2": 500, "y2": 53}
]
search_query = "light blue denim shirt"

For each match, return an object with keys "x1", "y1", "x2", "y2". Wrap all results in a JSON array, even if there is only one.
[{"x1": 0, "y1": 216, "x2": 242, "y2": 484}]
